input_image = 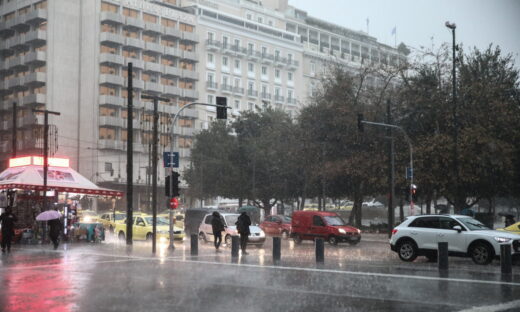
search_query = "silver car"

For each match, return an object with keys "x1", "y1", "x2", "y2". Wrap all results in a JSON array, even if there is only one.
[{"x1": 198, "y1": 213, "x2": 266, "y2": 247}]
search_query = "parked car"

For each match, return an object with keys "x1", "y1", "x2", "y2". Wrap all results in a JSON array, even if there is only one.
[
  {"x1": 115, "y1": 214, "x2": 185, "y2": 242},
  {"x1": 99, "y1": 211, "x2": 126, "y2": 233},
  {"x1": 497, "y1": 222, "x2": 520, "y2": 235},
  {"x1": 290, "y1": 211, "x2": 361, "y2": 246},
  {"x1": 198, "y1": 213, "x2": 266, "y2": 247},
  {"x1": 260, "y1": 215, "x2": 292, "y2": 239},
  {"x1": 390, "y1": 215, "x2": 520, "y2": 265}
]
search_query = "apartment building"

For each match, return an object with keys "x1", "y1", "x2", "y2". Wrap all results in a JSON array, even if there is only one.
[{"x1": 0, "y1": 0, "x2": 199, "y2": 209}]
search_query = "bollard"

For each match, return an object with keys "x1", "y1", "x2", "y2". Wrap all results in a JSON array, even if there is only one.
[
  {"x1": 231, "y1": 235, "x2": 240, "y2": 258},
  {"x1": 500, "y1": 244, "x2": 512, "y2": 275},
  {"x1": 190, "y1": 234, "x2": 198, "y2": 256},
  {"x1": 315, "y1": 238, "x2": 325, "y2": 263},
  {"x1": 438, "y1": 242, "x2": 449, "y2": 271},
  {"x1": 273, "y1": 237, "x2": 281, "y2": 262}
]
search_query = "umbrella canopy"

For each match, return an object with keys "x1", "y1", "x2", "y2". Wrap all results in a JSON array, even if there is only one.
[
  {"x1": 0, "y1": 161, "x2": 123, "y2": 197},
  {"x1": 36, "y1": 210, "x2": 61, "y2": 221}
]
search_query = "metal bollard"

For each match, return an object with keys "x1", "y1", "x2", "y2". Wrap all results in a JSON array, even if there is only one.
[
  {"x1": 190, "y1": 234, "x2": 198, "y2": 256},
  {"x1": 500, "y1": 244, "x2": 512, "y2": 275},
  {"x1": 273, "y1": 237, "x2": 281, "y2": 262},
  {"x1": 438, "y1": 242, "x2": 449, "y2": 271},
  {"x1": 231, "y1": 235, "x2": 240, "y2": 258},
  {"x1": 315, "y1": 238, "x2": 325, "y2": 263}
]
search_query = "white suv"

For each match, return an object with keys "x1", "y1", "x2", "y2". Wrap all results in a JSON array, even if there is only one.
[
  {"x1": 390, "y1": 215, "x2": 520, "y2": 265},
  {"x1": 198, "y1": 213, "x2": 266, "y2": 247}
]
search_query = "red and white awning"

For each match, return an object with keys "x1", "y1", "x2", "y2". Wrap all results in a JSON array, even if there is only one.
[{"x1": 0, "y1": 156, "x2": 123, "y2": 197}]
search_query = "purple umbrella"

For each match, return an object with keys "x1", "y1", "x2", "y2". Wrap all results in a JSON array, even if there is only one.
[{"x1": 36, "y1": 210, "x2": 61, "y2": 221}]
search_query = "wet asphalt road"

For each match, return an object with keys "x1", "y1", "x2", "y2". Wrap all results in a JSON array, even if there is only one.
[{"x1": 0, "y1": 234, "x2": 519, "y2": 312}]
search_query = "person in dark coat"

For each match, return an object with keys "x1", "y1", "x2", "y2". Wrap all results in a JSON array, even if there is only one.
[
  {"x1": 505, "y1": 215, "x2": 516, "y2": 227},
  {"x1": 236, "y1": 212, "x2": 251, "y2": 255},
  {"x1": 211, "y1": 211, "x2": 225, "y2": 251},
  {"x1": 0, "y1": 207, "x2": 17, "y2": 253},
  {"x1": 48, "y1": 218, "x2": 63, "y2": 250}
]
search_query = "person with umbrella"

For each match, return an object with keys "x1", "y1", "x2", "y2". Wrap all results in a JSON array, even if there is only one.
[
  {"x1": 0, "y1": 206, "x2": 17, "y2": 253},
  {"x1": 236, "y1": 211, "x2": 251, "y2": 255},
  {"x1": 36, "y1": 209, "x2": 62, "y2": 249}
]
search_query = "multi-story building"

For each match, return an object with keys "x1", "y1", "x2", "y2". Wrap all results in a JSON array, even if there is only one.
[{"x1": 0, "y1": 0, "x2": 199, "y2": 210}]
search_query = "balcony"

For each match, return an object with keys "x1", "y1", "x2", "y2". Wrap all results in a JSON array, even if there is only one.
[
  {"x1": 287, "y1": 59, "x2": 299, "y2": 70},
  {"x1": 100, "y1": 32, "x2": 125, "y2": 46},
  {"x1": 274, "y1": 95, "x2": 285, "y2": 103},
  {"x1": 206, "y1": 82, "x2": 218, "y2": 90},
  {"x1": 232, "y1": 87, "x2": 244, "y2": 95},
  {"x1": 144, "y1": 42, "x2": 164, "y2": 54},
  {"x1": 100, "y1": 53, "x2": 124, "y2": 65},
  {"x1": 22, "y1": 72, "x2": 46, "y2": 87},
  {"x1": 100, "y1": 74, "x2": 124, "y2": 86},
  {"x1": 144, "y1": 61, "x2": 162, "y2": 74},
  {"x1": 164, "y1": 46, "x2": 182, "y2": 58},
  {"x1": 99, "y1": 139, "x2": 123, "y2": 150},
  {"x1": 25, "y1": 30, "x2": 47, "y2": 44},
  {"x1": 261, "y1": 53, "x2": 274, "y2": 64},
  {"x1": 24, "y1": 51, "x2": 46, "y2": 65},
  {"x1": 163, "y1": 65, "x2": 182, "y2": 78},
  {"x1": 221, "y1": 44, "x2": 235, "y2": 56},
  {"x1": 205, "y1": 39, "x2": 221, "y2": 51},
  {"x1": 25, "y1": 9, "x2": 48, "y2": 25},
  {"x1": 124, "y1": 37, "x2": 144, "y2": 50},
  {"x1": 99, "y1": 116, "x2": 122, "y2": 128},
  {"x1": 221, "y1": 84, "x2": 233, "y2": 94},
  {"x1": 16, "y1": 93, "x2": 46, "y2": 107},
  {"x1": 182, "y1": 89, "x2": 198, "y2": 99},
  {"x1": 287, "y1": 98, "x2": 298, "y2": 105},
  {"x1": 260, "y1": 92, "x2": 271, "y2": 101},
  {"x1": 101, "y1": 11, "x2": 124, "y2": 24},
  {"x1": 182, "y1": 31, "x2": 198, "y2": 43},
  {"x1": 182, "y1": 69, "x2": 198, "y2": 80},
  {"x1": 124, "y1": 58, "x2": 144, "y2": 69},
  {"x1": 99, "y1": 95, "x2": 125, "y2": 107},
  {"x1": 162, "y1": 26, "x2": 182, "y2": 39},
  {"x1": 246, "y1": 50, "x2": 260, "y2": 61},
  {"x1": 125, "y1": 78, "x2": 144, "y2": 90},
  {"x1": 182, "y1": 50, "x2": 198, "y2": 62},
  {"x1": 164, "y1": 85, "x2": 182, "y2": 97},
  {"x1": 144, "y1": 82, "x2": 163, "y2": 94},
  {"x1": 247, "y1": 90, "x2": 258, "y2": 98},
  {"x1": 274, "y1": 56, "x2": 287, "y2": 68},
  {"x1": 143, "y1": 22, "x2": 162, "y2": 35},
  {"x1": 125, "y1": 17, "x2": 144, "y2": 29}
]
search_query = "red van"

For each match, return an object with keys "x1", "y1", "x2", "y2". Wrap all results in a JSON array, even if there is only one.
[{"x1": 291, "y1": 211, "x2": 361, "y2": 245}]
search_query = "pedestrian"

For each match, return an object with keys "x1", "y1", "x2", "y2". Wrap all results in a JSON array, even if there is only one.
[
  {"x1": 0, "y1": 206, "x2": 17, "y2": 253},
  {"x1": 48, "y1": 217, "x2": 63, "y2": 250},
  {"x1": 236, "y1": 211, "x2": 251, "y2": 255},
  {"x1": 211, "y1": 211, "x2": 225, "y2": 251}
]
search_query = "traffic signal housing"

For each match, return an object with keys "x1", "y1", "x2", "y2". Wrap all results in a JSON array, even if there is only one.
[
  {"x1": 216, "y1": 96, "x2": 227, "y2": 119},
  {"x1": 165, "y1": 172, "x2": 180, "y2": 197}
]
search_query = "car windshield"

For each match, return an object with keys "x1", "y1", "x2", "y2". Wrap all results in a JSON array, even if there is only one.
[
  {"x1": 282, "y1": 216, "x2": 291, "y2": 223},
  {"x1": 145, "y1": 217, "x2": 169, "y2": 226},
  {"x1": 225, "y1": 215, "x2": 239, "y2": 226},
  {"x1": 457, "y1": 217, "x2": 490, "y2": 231},
  {"x1": 324, "y1": 216, "x2": 346, "y2": 226}
]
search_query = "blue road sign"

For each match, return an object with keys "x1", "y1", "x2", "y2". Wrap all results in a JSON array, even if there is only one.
[
  {"x1": 163, "y1": 152, "x2": 179, "y2": 168},
  {"x1": 406, "y1": 167, "x2": 413, "y2": 179}
]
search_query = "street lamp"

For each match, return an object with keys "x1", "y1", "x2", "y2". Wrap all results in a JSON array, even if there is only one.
[{"x1": 445, "y1": 21, "x2": 459, "y2": 211}]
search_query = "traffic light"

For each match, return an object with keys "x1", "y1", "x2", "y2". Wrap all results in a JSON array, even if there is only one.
[
  {"x1": 165, "y1": 172, "x2": 180, "y2": 197},
  {"x1": 216, "y1": 96, "x2": 227, "y2": 119},
  {"x1": 412, "y1": 186, "x2": 418, "y2": 202},
  {"x1": 357, "y1": 113, "x2": 364, "y2": 132}
]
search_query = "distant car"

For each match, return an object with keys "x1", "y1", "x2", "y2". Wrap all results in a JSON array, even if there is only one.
[
  {"x1": 115, "y1": 214, "x2": 185, "y2": 242},
  {"x1": 158, "y1": 211, "x2": 185, "y2": 230},
  {"x1": 99, "y1": 212, "x2": 126, "y2": 233},
  {"x1": 497, "y1": 222, "x2": 520, "y2": 235},
  {"x1": 198, "y1": 213, "x2": 266, "y2": 247},
  {"x1": 390, "y1": 215, "x2": 520, "y2": 265},
  {"x1": 291, "y1": 211, "x2": 361, "y2": 246},
  {"x1": 260, "y1": 215, "x2": 292, "y2": 239}
]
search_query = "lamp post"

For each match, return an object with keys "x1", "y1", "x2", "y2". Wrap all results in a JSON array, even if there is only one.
[{"x1": 445, "y1": 21, "x2": 459, "y2": 211}]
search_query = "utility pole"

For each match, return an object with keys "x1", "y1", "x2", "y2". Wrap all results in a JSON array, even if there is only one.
[
  {"x1": 12, "y1": 102, "x2": 16, "y2": 158},
  {"x1": 141, "y1": 94, "x2": 169, "y2": 254},
  {"x1": 126, "y1": 62, "x2": 133, "y2": 245},
  {"x1": 32, "y1": 108, "x2": 61, "y2": 212},
  {"x1": 386, "y1": 99, "x2": 395, "y2": 237}
]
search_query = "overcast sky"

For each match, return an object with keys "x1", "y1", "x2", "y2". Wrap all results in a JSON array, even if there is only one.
[{"x1": 289, "y1": 0, "x2": 520, "y2": 65}]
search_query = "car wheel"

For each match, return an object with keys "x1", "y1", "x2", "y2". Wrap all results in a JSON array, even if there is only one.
[
  {"x1": 281, "y1": 231, "x2": 289, "y2": 239},
  {"x1": 225, "y1": 235, "x2": 232, "y2": 246},
  {"x1": 397, "y1": 239, "x2": 418, "y2": 262},
  {"x1": 146, "y1": 233, "x2": 153, "y2": 241},
  {"x1": 293, "y1": 234, "x2": 302, "y2": 245},
  {"x1": 199, "y1": 232, "x2": 207, "y2": 243},
  {"x1": 118, "y1": 232, "x2": 125, "y2": 241},
  {"x1": 470, "y1": 242, "x2": 494, "y2": 265},
  {"x1": 328, "y1": 235, "x2": 338, "y2": 246}
]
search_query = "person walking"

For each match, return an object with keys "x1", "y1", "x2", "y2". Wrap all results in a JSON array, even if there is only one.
[
  {"x1": 0, "y1": 207, "x2": 17, "y2": 253},
  {"x1": 48, "y1": 218, "x2": 62, "y2": 250},
  {"x1": 211, "y1": 211, "x2": 225, "y2": 251},
  {"x1": 236, "y1": 211, "x2": 251, "y2": 255}
]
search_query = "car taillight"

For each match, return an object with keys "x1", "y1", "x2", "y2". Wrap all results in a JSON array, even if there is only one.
[{"x1": 391, "y1": 229, "x2": 398, "y2": 236}]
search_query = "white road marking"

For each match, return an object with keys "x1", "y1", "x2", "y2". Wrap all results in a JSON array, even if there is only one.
[{"x1": 457, "y1": 299, "x2": 520, "y2": 312}]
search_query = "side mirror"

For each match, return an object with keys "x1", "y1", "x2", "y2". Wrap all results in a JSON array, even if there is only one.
[{"x1": 453, "y1": 225, "x2": 462, "y2": 233}]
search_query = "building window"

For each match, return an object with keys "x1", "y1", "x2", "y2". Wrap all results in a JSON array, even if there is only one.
[
  {"x1": 222, "y1": 56, "x2": 228, "y2": 67},
  {"x1": 234, "y1": 59, "x2": 240, "y2": 70},
  {"x1": 288, "y1": 89, "x2": 294, "y2": 100},
  {"x1": 101, "y1": 2, "x2": 118, "y2": 13},
  {"x1": 222, "y1": 36, "x2": 229, "y2": 48},
  {"x1": 261, "y1": 66, "x2": 267, "y2": 76},
  {"x1": 275, "y1": 69, "x2": 280, "y2": 79},
  {"x1": 207, "y1": 72, "x2": 215, "y2": 84},
  {"x1": 234, "y1": 100, "x2": 240, "y2": 110},
  {"x1": 100, "y1": 86, "x2": 117, "y2": 96},
  {"x1": 248, "y1": 63, "x2": 254, "y2": 73},
  {"x1": 288, "y1": 53, "x2": 293, "y2": 61},
  {"x1": 207, "y1": 53, "x2": 214, "y2": 64},
  {"x1": 288, "y1": 72, "x2": 293, "y2": 81},
  {"x1": 180, "y1": 23, "x2": 194, "y2": 32},
  {"x1": 207, "y1": 94, "x2": 214, "y2": 104},
  {"x1": 207, "y1": 32, "x2": 214, "y2": 41},
  {"x1": 246, "y1": 14, "x2": 252, "y2": 20},
  {"x1": 234, "y1": 78, "x2": 241, "y2": 88},
  {"x1": 248, "y1": 81, "x2": 254, "y2": 91},
  {"x1": 310, "y1": 61, "x2": 316, "y2": 75},
  {"x1": 248, "y1": 43, "x2": 254, "y2": 52},
  {"x1": 162, "y1": 18, "x2": 176, "y2": 28},
  {"x1": 34, "y1": 0, "x2": 48, "y2": 9},
  {"x1": 275, "y1": 50, "x2": 281, "y2": 59},
  {"x1": 248, "y1": 102, "x2": 254, "y2": 110},
  {"x1": 257, "y1": 16, "x2": 263, "y2": 24},
  {"x1": 234, "y1": 38, "x2": 240, "y2": 48},
  {"x1": 143, "y1": 13, "x2": 157, "y2": 23},
  {"x1": 123, "y1": 7, "x2": 138, "y2": 18},
  {"x1": 100, "y1": 44, "x2": 117, "y2": 54},
  {"x1": 262, "y1": 46, "x2": 267, "y2": 56}
]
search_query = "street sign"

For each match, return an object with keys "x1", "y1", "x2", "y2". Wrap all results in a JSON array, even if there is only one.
[
  {"x1": 169, "y1": 197, "x2": 178, "y2": 210},
  {"x1": 163, "y1": 152, "x2": 179, "y2": 168},
  {"x1": 406, "y1": 167, "x2": 413, "y2": 179}
]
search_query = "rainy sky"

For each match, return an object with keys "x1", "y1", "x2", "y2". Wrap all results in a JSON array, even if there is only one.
[{"x1": 290, "y1": 0, "x2": 520, "y2": 65}]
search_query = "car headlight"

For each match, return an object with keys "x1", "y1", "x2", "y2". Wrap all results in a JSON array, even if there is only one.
[
  {"x1": 494, "y1": 237, "x2": 512, "y2": 243},
  {"x1": 260, "y1": 230, "x2": 265, "y2": 236},
  {"x1": 338, "y1": 228, "x2": 346, "y2": 234}
]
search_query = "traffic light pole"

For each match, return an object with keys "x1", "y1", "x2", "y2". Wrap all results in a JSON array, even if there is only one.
[
  {"x1": 361, "y1": 120, "x2": 415, "y2": 216},
  {"x1": 167, "y1": 101, "x2": 230, "y2": 250}
]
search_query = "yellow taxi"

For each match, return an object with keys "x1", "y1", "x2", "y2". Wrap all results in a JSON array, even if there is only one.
[
  {"x1": 159, "y1": 211, "x2": 185, "y2": 230},
  {"x1": 497, "y1": 222, "x2": 520, "y2": 235},
  {"x1": 114, "y1": 214, "x2": 185, "y2": 242},
  {"x1": 99, "y1": 211, "x2": 126, "y2": 233}
]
